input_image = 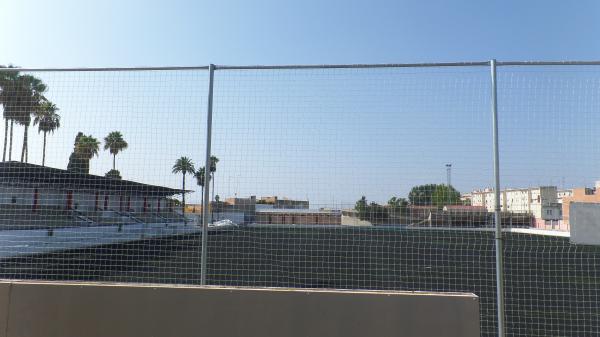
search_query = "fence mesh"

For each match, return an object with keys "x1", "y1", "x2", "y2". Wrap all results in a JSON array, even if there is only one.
[
  {"x1": 0, "y1": 63, "x2": 599, "y2": 337},
  {"x1": 496, "y1": 65, "x2": 600, "y2": 337},
  {"x1": 0, "y1": 68, "x2": 208, "y2": 280}
]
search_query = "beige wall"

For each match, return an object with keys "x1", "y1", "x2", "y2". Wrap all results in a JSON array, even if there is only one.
[
  {"x1": 562, "y1": 188, "x2": 600, "y2": 225},
  {"x1": 0, "y1": 281, "x2": 479, "y2": 337}
]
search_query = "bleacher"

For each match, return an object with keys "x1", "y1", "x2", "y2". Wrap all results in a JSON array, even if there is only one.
[
  {"x1": 75, "y1": 210, "x2": 137, "y2": 225},
  {"x1": 0, "y1": 204, "x2": 188, "y2": 231},
  {"x1": 0, "y1": 204, "x2": 80, "y2": 230},
  {"x1": 158, "y1": 211, "x2": 186, "y2": 223},
  {"x1": 126, "y1": 211, "x2": 185, "y2": 223}
]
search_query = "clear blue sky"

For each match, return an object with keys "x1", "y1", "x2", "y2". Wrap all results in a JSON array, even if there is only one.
[
  {"x1": 2, "y1": 0, "x2": 599, "y2": 67},
  {"x1": 0, "y1": 1, "x2": 599, "y2": 208}
]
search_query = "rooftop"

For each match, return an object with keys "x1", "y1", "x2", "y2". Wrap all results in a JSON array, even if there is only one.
[{"x1": 0, "y1": 161, "x2": 184, "y2": 196}]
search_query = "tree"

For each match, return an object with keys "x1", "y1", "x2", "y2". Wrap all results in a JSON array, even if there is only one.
[
  {"x1": 14, "y1": 75, "x2": 47, "y2": 163},
  {"x1": 33, "y1": 101, "x2": 60, "y2": 166},
  {"x1": 0, "y1": 70, "x2": 47, "y2": 162},
  {"x1": 0, "y1": 66, "x2": 20, "y2": 162},
  {"x1": 67, "y1": 133, "x2": 100, "y2": 173},
  {"x1": 431, "y1": 184, "x2": 461, "y2": 207},
  {"x1": 367, "y1": 202, "x2": 389, "y2": 223},
  {"x1": 194, "y1": 166, "x2": 207, "y2": 214},
  {"x1": 408, "y1": 184, "x2": 461, "y2": 207},
  {"x1": 105, "y1": 169, "x2": 122, "y2": 179},
  {"x1": 76, "y1": 135, "x2": 100, "y2": 160},
  {"x1": 103, "y1": 131, "x2": 128, "y2": 170},
  {"x1": 354, "y1": 196, "x2": 389, "y2": 223},
  {"x1": 387, "y1": 196, "x2": 409, "y2": 217},
  {"x1": 67, "y1": 133, "x2": 86, "y2": 172},
  {"x1": 355, "y1": 196, "x2": 368, "y2": 219},
  {"x1": 172, "y1": 157, "x2": 195, "y2": 219},
  {"x1": 408, "y1": 184, "x2": 440, "y2": 206}
]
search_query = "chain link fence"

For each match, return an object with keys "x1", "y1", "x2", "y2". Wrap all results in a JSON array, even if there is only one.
[{"x1": 0, "y1": 61, "x2": 599, "y2": 336}]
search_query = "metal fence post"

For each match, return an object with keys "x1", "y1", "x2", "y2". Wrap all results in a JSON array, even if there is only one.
[
  {"x1": 200, "y1": 64, "x2": 215, "y2": 285},
  {"x1": 491, "y1": 59, "x2": 506, "y2": 337}
]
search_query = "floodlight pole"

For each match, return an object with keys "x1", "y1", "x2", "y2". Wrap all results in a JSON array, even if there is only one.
[
  {"x1": 200, "y1": 64, "x2": 215, "y2": 285},
  {"x1": 491, "y1": 59, "x2": 506, "y2": 337}
]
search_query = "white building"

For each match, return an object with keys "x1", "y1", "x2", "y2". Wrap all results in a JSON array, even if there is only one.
[
  {"x1": 557, "y1": 189, "x2": 573, "y2": 204},
  {"x1": 471, "y1": 186, "x2": 561, "y2": 221},
  {"x1": 0, "y1": 161, "x2": 184, "y2": 226}
]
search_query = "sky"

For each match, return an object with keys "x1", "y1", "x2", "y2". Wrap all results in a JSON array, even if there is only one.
[{"x1": 0, "y1": 0, "x2": 599, "y2": 208}]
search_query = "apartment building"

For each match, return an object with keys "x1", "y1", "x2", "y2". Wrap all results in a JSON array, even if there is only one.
[{"x1": 471, "y1": 186, "x2": 562, "y2": 222}]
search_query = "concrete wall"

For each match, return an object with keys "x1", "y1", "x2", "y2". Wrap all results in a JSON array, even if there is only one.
[
  {"x1": 0, "y1": 281, "x2": 479, "y2": 337},
  {"x1": 570, "y1": 202, "x2": 600, "y2": 245}
]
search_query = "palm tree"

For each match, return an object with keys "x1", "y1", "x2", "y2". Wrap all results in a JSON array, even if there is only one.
[
  {"x1": 172, "y1": 157, "x2": 195, "y2": 219},
  {"x1": 194, "y1": 166, "x2": 207, "y2": 214},
  {"x1": 209, "y1": 156, "x2": 219, "y2": 202},
  {"x1": 103, "y1": 131, "x2": 128, "y2": 170},
  {"x1": 33, "y1": 101, "x2": 60, "y2": 166},
  {"x1": 75, "y1": 134, "x2": 100, "y2": 162},
  {"x1": 0, "y1": 67, "x2": 21, "y2": 161},
  {"x1": 11, "y1": 74, "x2": 47, "y2": 163},
  {"x1": 65, "y1": 134, "x2": 99, "y2": 174},
  {"x1": 0, "y1": 66, "x2": 16, "y2": 161}
]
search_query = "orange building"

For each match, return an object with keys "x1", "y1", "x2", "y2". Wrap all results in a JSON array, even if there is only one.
[{"x1": 562, "y1": 187, "x2": 600, "y2": 228}]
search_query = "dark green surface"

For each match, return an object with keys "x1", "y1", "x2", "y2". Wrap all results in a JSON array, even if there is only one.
[{"x1": 0, "y1": 227, "x2": 598, "y2": 337}]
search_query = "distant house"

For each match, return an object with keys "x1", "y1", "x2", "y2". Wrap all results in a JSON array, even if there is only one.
[
  {"x1": 561, "y1": 184, "x2": 600, "y2": 230},
  {"x1": 255, "y1": 208, "x2": 341, "y2": 225},
  {"x1": 258, "y1": 196, "x2": 309, "y2": 209},
  {"x1": 442, "y1": 205, "x2": 487, "y2": 213}
]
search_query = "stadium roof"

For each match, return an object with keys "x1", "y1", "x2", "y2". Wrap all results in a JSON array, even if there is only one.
[{"x1": 0, "y1": 161, "x2": 185, "y2": 196}]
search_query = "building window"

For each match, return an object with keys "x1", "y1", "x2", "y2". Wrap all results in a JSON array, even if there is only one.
[{"x1": 546, "y1": 209, "x2": 552, "y2": 216}]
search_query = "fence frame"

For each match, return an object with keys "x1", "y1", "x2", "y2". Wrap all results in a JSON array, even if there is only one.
[{"x1": 3, "y1": 59, "x2": 600, "y2": 337}]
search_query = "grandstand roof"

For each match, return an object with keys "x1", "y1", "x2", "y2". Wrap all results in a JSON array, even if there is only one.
[{"x1": 0, "y1": 161, "x2": 185, "y2": 195}]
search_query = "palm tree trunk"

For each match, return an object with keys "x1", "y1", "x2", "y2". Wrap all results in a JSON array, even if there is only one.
[
  {"x1": 21, "y1": 125, "x2": 28, "y2": 163},
  {"x1": 2, "y1": 119, "x2": 7, "y2": 162},
  {"x1": 8, "y1": 120, "x2": 13, "y2": 161},
  {"x1": 182, "y1": 173, "x2": 186, "y2": 224},
  {"x1": 42, "y1": 132, "x2": 47, "y2": 166},
  {"x1": 113, "y1": 154, "x2": 116, "y2": 170}
]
